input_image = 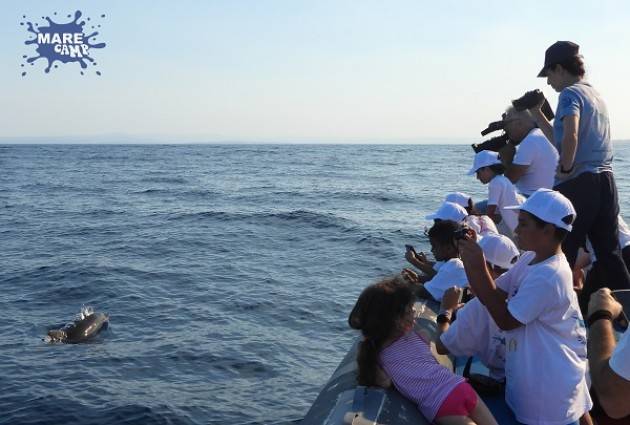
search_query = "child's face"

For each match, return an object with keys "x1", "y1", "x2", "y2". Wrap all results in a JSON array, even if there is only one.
[
  {"x1": 476, "y1": 167, "x2": 493, "y2": 184},
  {"x1": 399, "y1": 302, "x2": 415, "y2": 333},
  {"x1": 429, "y1": 236, "x2": 457, "y2": 261},
  {"x1": 514, "y1": 211, "x2": 548, "y2": 251}
]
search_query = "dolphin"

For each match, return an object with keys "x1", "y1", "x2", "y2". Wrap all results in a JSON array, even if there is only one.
[{"x1": 48, "y1": 312, "x2": 109, "y2": 343}]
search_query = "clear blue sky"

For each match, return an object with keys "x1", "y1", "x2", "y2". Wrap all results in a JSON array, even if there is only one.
[{"x1": 2, "y1": 0, "x2": 630, "y2": 143}]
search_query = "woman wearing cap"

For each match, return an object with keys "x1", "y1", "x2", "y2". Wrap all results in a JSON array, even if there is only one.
[{"x1": 529, "y1": 40, "x2": 630, "y2": 305}]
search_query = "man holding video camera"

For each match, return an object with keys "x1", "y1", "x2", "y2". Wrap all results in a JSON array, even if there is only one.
[
  {"x1": 500, "y1": 107, "x2": 559, "y2": 197},
  {"x1": 587, "y1": 288, "x2": 630, "y2": 420}
]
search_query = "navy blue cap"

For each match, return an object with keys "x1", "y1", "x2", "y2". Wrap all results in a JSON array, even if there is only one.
[{"x1": 537, "y1": 41, "x2": 580, "y2": 77}]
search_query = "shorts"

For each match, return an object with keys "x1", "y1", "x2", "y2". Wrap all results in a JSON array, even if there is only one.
[{"x1": 434, "y1": 381, "x2": 478, "y2": 419}]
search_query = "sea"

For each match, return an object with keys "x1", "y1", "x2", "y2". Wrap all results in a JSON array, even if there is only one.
[{"x1": 2, "y1": 143, "x2": 630, "y2": 425}]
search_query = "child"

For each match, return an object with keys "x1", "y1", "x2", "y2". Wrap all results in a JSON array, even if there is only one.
[
  {"x1": 349, "y1": 276, "x2": 498, "y2": 425},
  {"x1": 443, "y1": 192, "x2": 499, "y2": 236},
  {"x1": 457, "y1": 188, "x2": 592, "y2": 425},
  {"x1": 467, "y1": 151, "x2": 522, "y2": 236},
  {"x1": 436, "y1": 233, "x2": 520, "y2": 381},
  {"x1": 426, "y1": 201, "x2": 468, "y2": 223},
  {"x1": 404, "y1": 220, "x2": 468, "y2": 301}
]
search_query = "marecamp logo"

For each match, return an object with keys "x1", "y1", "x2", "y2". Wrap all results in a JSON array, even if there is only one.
[{"x1": 21, "y1": 10, "x2": 106, "y2": 76}]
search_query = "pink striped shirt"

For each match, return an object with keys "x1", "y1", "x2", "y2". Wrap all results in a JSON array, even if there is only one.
[{"x1": 379, "y1": 331, "x2": 464, "y2": 421}]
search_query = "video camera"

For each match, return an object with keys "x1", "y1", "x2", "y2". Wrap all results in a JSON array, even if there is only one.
[{"x1": 471, "y1": 90, "x2": 555, "y2": 153}]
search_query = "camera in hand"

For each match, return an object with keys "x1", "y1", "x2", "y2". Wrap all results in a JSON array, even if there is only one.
[
  {"x1": 512, "y1": 89, "x2": 555, "y2": 120},
  {"x1": 480, "y1": 120, "x2": 505, "y2": 136}
]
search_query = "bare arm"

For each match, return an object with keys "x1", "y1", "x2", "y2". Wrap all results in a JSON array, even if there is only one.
[
  {"x1": 530, "y1": 108, "x2": 554, "y2": 143},
  {"x1": 458, "y1": 234, "x2": 522, "y2": 331},
  {"x1": 486, "y1": 204, "x2": 501, "y2": 224},
  {"x1": 559, "y1": 114, "x2": 579, "y2": 171},
  {"x1": 405, "y1": 250, "x2": 437, "y2": 278},
  {"x1": 588, "y1": 320, "x2": 630, "y2": 418},
  {"x1": 505, "y1": 164, "x2": 529, "y2": 184},
  {"x1": 435, "y1": 287, "x2": 464, "y2": 355},
  {"x1": 587, "y1": 289, "x2": 630, "y2": 419}
]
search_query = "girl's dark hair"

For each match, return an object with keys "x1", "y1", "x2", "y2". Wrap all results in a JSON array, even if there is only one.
[
  {"x1": 525, "y1": 211, "x2": 571, "y2": 242},
  {"x1": 488, "y1": 163, "x2": 505, "y2": 175},
  {"x1": 427, "y1": 219, "x2": 460, "y2": 247},
  {"x1": 555, "y1": 56, "x2": 586, "y2": 77},
  {"x1": 348, "y1": 276, "x2": 414, "y2": 386}
]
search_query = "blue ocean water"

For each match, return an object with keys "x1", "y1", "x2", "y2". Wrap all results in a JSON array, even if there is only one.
[{"x1": 1, "y1": 143, "x2": 630, "y2": 425}]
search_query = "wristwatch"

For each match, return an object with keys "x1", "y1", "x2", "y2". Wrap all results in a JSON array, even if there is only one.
[{"x1": 586, "y1": 309, "x2": 613, "y2": 327}]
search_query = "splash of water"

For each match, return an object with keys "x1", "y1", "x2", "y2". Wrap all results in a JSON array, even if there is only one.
[
  {"x1": 78, "y1": 305, "x2": 94, "y2": 320},
  {"x1": 21, "y1": 10, "x2": 106, "y2": 76}
]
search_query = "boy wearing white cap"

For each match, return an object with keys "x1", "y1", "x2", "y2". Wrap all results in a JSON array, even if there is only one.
[
  {"x1": 468, "y1": 151, "x2": 523, "y2": 236},
  {"x1": 425, "y1": 201, "x2": 468, "y2": 223},
  {"x1": 436, "y1": 233, "x2": 520, "y2": 381},
  {"x1": 458, "y1": 188, "x2": 592, "y2": 425}
]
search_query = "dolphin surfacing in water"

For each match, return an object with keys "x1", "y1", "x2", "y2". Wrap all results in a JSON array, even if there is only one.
[{"x1": 48, "y1": 312, "x2": 109, "y2": 343}]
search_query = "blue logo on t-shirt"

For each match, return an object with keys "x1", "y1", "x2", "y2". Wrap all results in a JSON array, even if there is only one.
[{"x1": 20, "y1": 10, "x2": 106, "y2": 76}]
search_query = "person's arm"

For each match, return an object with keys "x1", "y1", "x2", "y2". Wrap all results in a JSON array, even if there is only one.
[
  {"x1": 435, "y1": 287, "x2": 464, "y2": 354},
  {"x1": 558, "y1": 114, "x2": 579, "y2": 173},
  {"x1": 587, "y1": 288, "x2": 630, "y2": 419},
  {"x1": 405, "y1": 250, "x2": 436, "y2": 278},
  {"x1": 505, "y1": 164, "x2": 529, "y2": 184},
  {"x1": 457, "y1": 233, "x2": 522, "y2": 330},
  {"x1": 486, "y1": 204, "x2": 501, "y2": 224},
  {"x1": 529, "y1": 107, "x2": 554, "y2": 143}
]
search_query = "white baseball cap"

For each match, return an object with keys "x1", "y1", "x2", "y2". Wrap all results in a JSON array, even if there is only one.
[
  {"x1": 425, "y1": 201, "x2": 468, "y2": 222},
  {"x1": 478, "y1": 233, "x2": 520, "y2": 270},
  {"x1": 444, "y1": 192, "x2": 472, "y2": 209},
  {"x1": 467, "y1": 151, "x2": 502, "y2": 176},
  {"x1": 504, "y1": 188, "x2": 576, "y2": 231},
  {"x1": 464, "y1": 215, "x2": 499, "y2": 235}
]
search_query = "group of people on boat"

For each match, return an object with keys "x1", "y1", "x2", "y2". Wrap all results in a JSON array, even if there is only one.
[{"x1": 348, "y1": 41, "x2": 630, "y2": 425}]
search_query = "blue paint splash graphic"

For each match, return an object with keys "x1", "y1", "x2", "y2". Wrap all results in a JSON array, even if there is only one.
[{"x1": 21, "y1": 10, "x2": 106, "y2": 76}]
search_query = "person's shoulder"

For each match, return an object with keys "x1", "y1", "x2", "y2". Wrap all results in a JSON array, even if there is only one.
[
  {"x1": 491, "y1": 174, "x2": 510, "y2": 186},
  {"x1": 526, "y1": 253, "x2": 571, "y2": 283},
  {"x1": 443, "y1": 257, "x2": 464, "y2": 270},
  {"x1": 524, "y1": 128, "x2": 550, "y2": 145}
]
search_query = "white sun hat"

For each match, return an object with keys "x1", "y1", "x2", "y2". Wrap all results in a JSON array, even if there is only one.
[
  {"x1": 504, "y1": 188, "x2": 576, "y2": 231},
  {"x1": 465, "y1": 215, "x2": 499, "y2": 235},
  {"x1": 444, "y1": 192, "x2": 472, "y2": 209},
  {"x1": 425, "y1": 201, "x2": 468, "y2": 222},
  {"x1": 467, "y1": 151, "x2": 502, "y2": 176},
  {"x1": 478, "y1": 232, "x2": 520, "y2": 270}
]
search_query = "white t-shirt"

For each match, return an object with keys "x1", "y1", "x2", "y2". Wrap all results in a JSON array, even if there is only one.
[
  {"x1": 424, "y1": 258, "x2": 468, "y2": 301},
  {"x1": 440, "y1": 297, "x2": 505, "y2": 380},
  {"x1": 487, "y1": 175, "x2": 522, "y2": 233},
  {"x1": 495, "y1": 251, "x2": 592, "y2": 425},
  {"x1": 512, "y1": 128, "x2": 559, "y2": 196},
  {"x1": 610, "y1": 330, "x2": 630, "y2": 380}
]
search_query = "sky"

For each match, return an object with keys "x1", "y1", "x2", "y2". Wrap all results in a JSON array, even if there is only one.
[{"x1": 1, "y1": 0, "x2": 630, "y2": 143}]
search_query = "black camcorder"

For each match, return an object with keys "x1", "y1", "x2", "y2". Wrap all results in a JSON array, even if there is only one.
[
  {"x1": 512, "y1": 90, "x2": 555, "y2": 120},
  {"x1": 472, "y1": 134, "x2": 510, "y2": 154},
  {"x1": 472, "y1": 89, "x2": 555, "y2": 153}
]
